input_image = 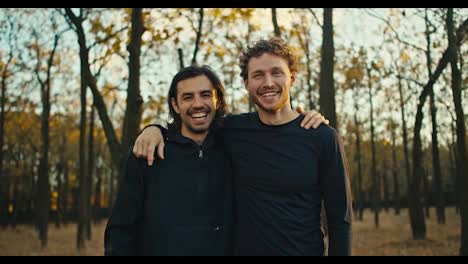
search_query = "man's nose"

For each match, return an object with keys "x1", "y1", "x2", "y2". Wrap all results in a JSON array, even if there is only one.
[
  {"x1": 264, "y1": 74, "x2": 274, "y2": 87},
  {"x1": 192, "y1": 95, "x2": 204, "y2": 108}
]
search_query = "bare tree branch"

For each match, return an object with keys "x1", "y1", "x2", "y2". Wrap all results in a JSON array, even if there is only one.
[
  {"x1": 87, "y1": 26, "x2": 129, "y2": 51},
  {"x1": 308, "y1": 8, "x2": 322, "y2": 28},
  {"x1": 365, "y1": 9, "x2": 426, "y2": 53}
]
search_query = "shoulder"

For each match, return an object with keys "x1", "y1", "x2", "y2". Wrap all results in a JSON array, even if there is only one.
[
  {"x1": 305, "y1": 124, "x2": 341, "y2": 148},
  {"x1": 314, "y1": 124, "x2": 338, "y2": 137},
  {"x1": 224, "y1": 112, "x2": 257, "y2": 128}
]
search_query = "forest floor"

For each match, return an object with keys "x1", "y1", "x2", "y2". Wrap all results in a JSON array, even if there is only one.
[{"x1": 0, "y1": 207, "x2": 461, "y2": 256}]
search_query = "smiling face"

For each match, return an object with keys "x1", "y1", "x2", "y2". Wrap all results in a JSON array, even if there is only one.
[
  {"x1": 171, "y1": 75, "x2": 218, "y2": 139},
  {"x1": 245, "y1": 53, "x2": 295, "y2": 113}
]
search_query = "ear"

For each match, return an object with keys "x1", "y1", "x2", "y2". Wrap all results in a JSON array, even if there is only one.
[
  {"x1": 171, "y1": 98, "x2": 180, "y2": 114},
  {"x1": 290, "y1": 71, "x2": 297, "y2": 86},
  {"x1": 244, "y1": 79, "x2": 249, "y2": 91}
]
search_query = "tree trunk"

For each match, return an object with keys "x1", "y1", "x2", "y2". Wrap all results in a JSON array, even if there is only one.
[
  {"x1": 424, "y1": 9, "x2": 445, "y2": 224},
  {"x1": 177, "y1": 48, "x2": 185, "y2": 70},
  {"x1": 55, "y1": 162, "x2": 63, "y2": 228},
  {"x1": 422, "y1": 166, "x2": 430, "y2": 219},
  {"x1": 65, "y1": 8, "x2": 122, "y2": 173},
  {"x1": 382, "y1": 160, "x2": 390, "y2": 212},
  {"x1": 108, "y1": 167, "x2": 115, "y2": 214},
  {"x1": 35, "y1": 33, "x2": 59, "y2": 248},
  {"x1": 272, "y1": 8, "x2": 281, "y2": 37},
  {"x1": 11, "y1": 180, "x2": 18, "y2": 229},
  {"x1": 0, "y1": 28, "x2": 14, "y2": 230},
  {"x1": 93, "y1": 167, "x2": 102, "y2": 224},
  {"x1": 86, "y1": 105, "x2": 95, "y2": 241},
  {"x1": 120, "y1": 8, "x2": 144, "y2": 188},
  {"x1": 391, "y1": 121, "x2": 400, "y2": 215},
  {"x1": 63, "y1": 154, "x2": 69, "y2": 224},
  {"x1": 353, "y1": 88, "x2": 364, "y2": 221},
  {"x1": 319, "y1": 8, "x2": 337, "y2": 129},
  {"x1": 407, "y1": 17, "x2": 466, "y2": 238},
  {"x1": 397, "y1": 73, "x2": 411, "y2": 206},
  {"x1": 77, "y1": 37, "x2": 88, "y2": 250},
  {"x1": 446, "y1": 9, "x2": 468, "y2": 256},
  {"x1": 366, "y1": 66, "x2": 379, "y2": 228},
  {"x1": 191, "y1": 8, "x2": 204, "y2": 65},
  {"x1": 450, "y1": 122, "x2": 459, "y2": 214}
]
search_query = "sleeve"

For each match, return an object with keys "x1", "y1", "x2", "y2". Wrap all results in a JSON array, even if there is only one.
[
  {"x1": 320, "y1": 127, "x2": 353, "y2": 256},
  {"x1": 104, "y1": 151, "x2": 144, "y2": 256},
  {"x1": 138, "y1": 124, "x2": 168, "y2": 138}
]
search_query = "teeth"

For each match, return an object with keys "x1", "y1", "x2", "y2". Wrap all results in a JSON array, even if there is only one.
[
  {"x1": 191, "y1": 113, "x2": 207, "y2": 118},
  {"x1": 262, "y1": 92, "x2": 277, "y2": 97}
]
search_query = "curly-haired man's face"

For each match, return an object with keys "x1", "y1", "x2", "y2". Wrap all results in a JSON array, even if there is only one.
[{"x1": 244, "y1": 53, "x2": 295, "y2": 113}]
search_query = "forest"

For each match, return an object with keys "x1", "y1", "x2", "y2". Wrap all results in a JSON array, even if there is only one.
[{"x1": 0, "y1": 8, "x2": 466, "y2": 255}]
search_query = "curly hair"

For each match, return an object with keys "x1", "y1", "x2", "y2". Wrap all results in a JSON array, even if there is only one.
[{"x1": 239, "y1": 37, "x2": 298, "y2": 81}]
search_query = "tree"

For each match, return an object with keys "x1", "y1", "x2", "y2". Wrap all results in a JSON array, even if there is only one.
[
  {"x1": 408, "y1": 12, "x2": 467, "y2": 241},
  {"x1": 0, "y1": 12, "x2": 16, "y2": 229},
  {"x1": 272, "y1": 8, "x2": 281, "y2": 37},
  {"x1": 423, "y1": 8, "x2": 444, "y2": 224},
  {"x1": 366, "y1": 61, "x2": 380, "y2": 228},
  {"x1": 446, "y1": 9, "x2": 468, "y2": 256},
  {"x1": 319, "y1": 8, "x2": 337, "y2": 129}
]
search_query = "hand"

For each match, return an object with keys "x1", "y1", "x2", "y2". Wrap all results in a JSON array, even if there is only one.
[
  {"x1": 132, "y1": 126, "x2": 165, "y2": 166},
  {"x1": 296, "y1": 106, "x2": 329, "y2": 129}
]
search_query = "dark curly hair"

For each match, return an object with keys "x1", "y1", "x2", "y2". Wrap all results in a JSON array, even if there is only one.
[{"x1": 239, "y1": 37, "x2": 298, "y2": 81}]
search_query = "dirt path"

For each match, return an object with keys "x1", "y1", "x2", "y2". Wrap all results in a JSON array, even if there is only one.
[{"x1": 0, "y1": 207, "x2": 461, "y2": 256}]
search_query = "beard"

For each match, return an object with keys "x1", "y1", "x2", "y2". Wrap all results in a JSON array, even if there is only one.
[
  {"x1": 250, "y1": 86, "x2": 290, "y2": 113},
  {"x1": 180, "y1": 107, "x2": 215, "y2": 134}
]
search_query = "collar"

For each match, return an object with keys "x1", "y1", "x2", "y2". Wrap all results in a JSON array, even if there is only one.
[{"x1": 166, "y1": 127, "x2": 216, "y2": 149}]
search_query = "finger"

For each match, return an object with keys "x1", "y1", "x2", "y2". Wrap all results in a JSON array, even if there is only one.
[
  {"x1": 304, "y1": 116, "x2": 319, "y2": 129},
  {"x1": 300, "y1": 110, "x2": 318, "y2": 127},
  {"x1": 147, "y1": 141, "x2": 156, "y2": 166},
  {"x1": 157, "y1": 141, "x2": 165, "y2": 161},
  {"x1": 312, "y1": 117, "x2": 324, "y2": 129},
  {"x1": 135, "y1": 139, "x2": 143, "y2": 157},
  {"x1": 141, "y1": 140, "x2": 150, "y2": 159},
  {"x1": 132, "y1": 142, "x2": 139, "y2": 156}
]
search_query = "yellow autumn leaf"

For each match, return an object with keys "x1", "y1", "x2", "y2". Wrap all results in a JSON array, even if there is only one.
[{"x1": 400, "y1": 51, "x2": 410, "y2": 62}]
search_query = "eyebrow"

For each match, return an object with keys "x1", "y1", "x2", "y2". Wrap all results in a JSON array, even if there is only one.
[
  {"x1": 251, "y1": 66, "x2": 284, "y2": 74},
  {"x1": 180, "y1": 88, "x2": 213, "y2": 96}
]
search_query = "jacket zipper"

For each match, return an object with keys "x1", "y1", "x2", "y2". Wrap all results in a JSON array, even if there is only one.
[{"x1": 198, "y1": 148, "x2": 203, "y2": 159}]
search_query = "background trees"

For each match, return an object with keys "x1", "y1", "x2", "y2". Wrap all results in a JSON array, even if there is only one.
[{"x1": 0, "y1": 8, "x2": 466, "y2": 254}]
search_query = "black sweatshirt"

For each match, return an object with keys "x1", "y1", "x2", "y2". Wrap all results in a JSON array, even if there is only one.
[
  {"x1": 104, "y1": 129, "x2": 233, "y2": 256},
  {"x1": 224, "y1": 113, "x2": 352, "y2": 256}
]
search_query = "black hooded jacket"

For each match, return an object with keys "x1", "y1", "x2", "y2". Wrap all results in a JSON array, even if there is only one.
[{"x1": 104, "y1": 129, "x2": 233, "y2": 256}]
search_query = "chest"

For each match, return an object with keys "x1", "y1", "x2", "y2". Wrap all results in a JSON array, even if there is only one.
[
  {"x1": 226, "y1": 129, "x2": 322, "y2": 192},
  {"x1": 141, "y1": 146, "x2": 229, "y2": 221}
]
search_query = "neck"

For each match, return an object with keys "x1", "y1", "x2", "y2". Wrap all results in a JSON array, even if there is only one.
[
  {"x1": 257, "y1": 105, "x2": 299, "y2": 126},
  {"x1": 181, "y1": 126, "x2": 208, "y2": 145}
]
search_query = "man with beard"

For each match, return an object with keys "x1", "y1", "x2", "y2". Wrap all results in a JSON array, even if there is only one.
[
  {"x1": 104, "y1": 65, "x2": 233, "y2": 256},
  {"x1": 133, "y1": 38, "x2": 351, "y2": 255}
]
